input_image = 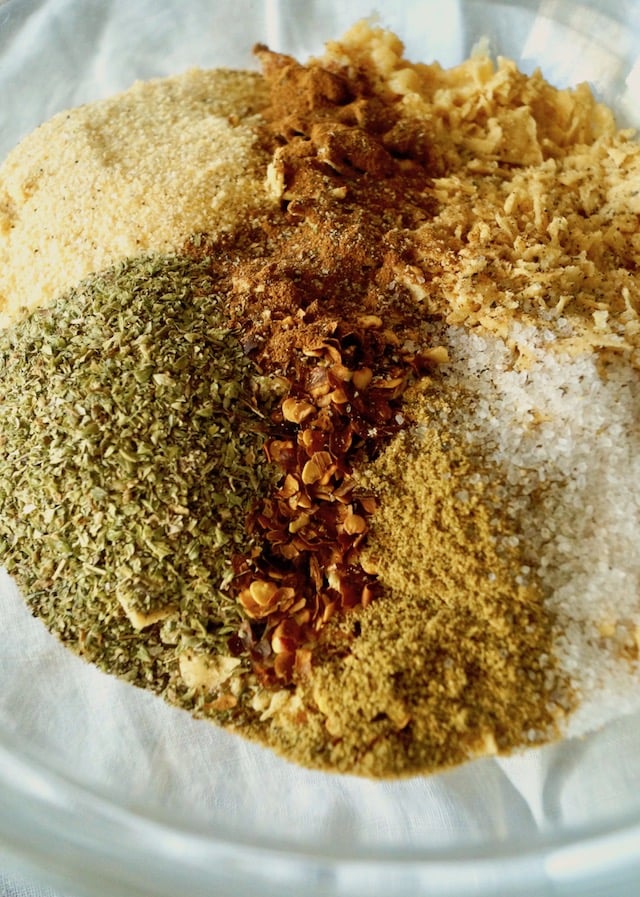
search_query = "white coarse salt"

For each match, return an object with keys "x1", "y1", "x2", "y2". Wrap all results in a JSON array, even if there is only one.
[{"x1": 440, "y1": 321, "x2": 640, "y2": 738}]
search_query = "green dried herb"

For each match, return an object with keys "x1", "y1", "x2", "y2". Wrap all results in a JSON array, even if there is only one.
[{"x1": 0, "y1": 254, "x2": 281, "y2": 690}]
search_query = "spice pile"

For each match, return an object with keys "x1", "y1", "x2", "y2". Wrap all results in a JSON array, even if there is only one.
[{"x1": 0, "y1": 21, "x2": 639, "y2": 777}]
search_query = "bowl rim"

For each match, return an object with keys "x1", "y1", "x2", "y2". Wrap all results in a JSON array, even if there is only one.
[{"x1": 1, "y1": 725, "x2": 640, "y2": 897}]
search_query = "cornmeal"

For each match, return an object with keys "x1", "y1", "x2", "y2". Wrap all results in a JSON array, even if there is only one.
[{"x1": 0, "y1": 68, "x2": 272, "y2": 325}]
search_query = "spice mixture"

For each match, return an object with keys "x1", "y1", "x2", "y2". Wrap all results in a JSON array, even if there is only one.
[{"x1": 0, "y1": 21, "x2": 639, "y2": 777}]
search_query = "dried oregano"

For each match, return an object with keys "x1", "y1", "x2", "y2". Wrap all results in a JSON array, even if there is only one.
[{"x1": 0, "y1": 254, "x2": 281, "y2": 687}]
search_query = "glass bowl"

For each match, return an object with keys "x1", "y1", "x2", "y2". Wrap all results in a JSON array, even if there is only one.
[{"x1": 1, "y1": 1, "x2": 640, "y2": 895}]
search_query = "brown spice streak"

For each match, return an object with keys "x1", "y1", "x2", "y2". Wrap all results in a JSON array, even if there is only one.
[{"x1": 188, "y1": 47, "x2": 445, "y2": 686}]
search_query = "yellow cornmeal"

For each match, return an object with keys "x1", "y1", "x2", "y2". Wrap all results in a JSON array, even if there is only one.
[{"x1": 0, "y1": 68, "x2": 272, "y2": 325}]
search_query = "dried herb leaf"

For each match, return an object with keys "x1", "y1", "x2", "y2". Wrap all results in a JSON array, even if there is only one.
[{"x1": 0, "y1": 253, "x2": 281, "y2": 685}]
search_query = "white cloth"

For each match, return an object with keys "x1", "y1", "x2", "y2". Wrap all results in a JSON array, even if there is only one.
[{"x1": 1, "y1": 871, "x2": 67, "y2": 897}]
